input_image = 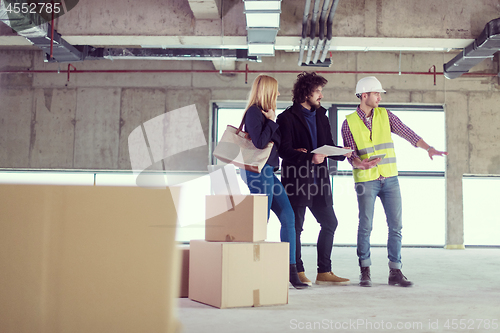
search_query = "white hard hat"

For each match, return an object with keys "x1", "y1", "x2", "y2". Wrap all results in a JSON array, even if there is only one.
[{"x1": 355, "y1": 76, "x2": 386, "y2": 96}]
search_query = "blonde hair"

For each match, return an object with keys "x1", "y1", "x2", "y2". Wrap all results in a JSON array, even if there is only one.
[{"x1": 243, "y1": 75, "x2": 278, "y2": 120}]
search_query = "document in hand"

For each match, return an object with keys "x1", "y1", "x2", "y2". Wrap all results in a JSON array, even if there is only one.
[{"x1": 311, "y1": 145, "x2": 354, "y2": 156}]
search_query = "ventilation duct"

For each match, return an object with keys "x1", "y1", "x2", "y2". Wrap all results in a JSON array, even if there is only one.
[
  {"x1": 299, "y1": 0, "x2": 338, "y2": 67},
  {"x1": 1, "y1": 1, "x2": 255, "y2": 64},
  {"x1": 243, "y1": 0, "x2": 282, "y2": 57},
  {"x1": 305, "y1": 0, "x2": 320, "y2": 64},
  {"x1": 33, "y1": 26, "x2": 89, "y2": 62},
  {"x1": 320, "y1": 0, "x2": 339, "y2": 63},
  {"x1": 0, "y1": 0, "x2": 48, "y2": 37},
  {"x1": 297, "y1": 0, "x2": 311, "y2": 65},
  {"x1": 443, "y1": 17, "x2": 500, "y2": 79},
  {"x1": 99, "y1": 48, "x2": 258, "y2": 62},
  {"x1": 312, "y1": 0, "x2": 330, "y2": 64},
  {"x1": 0, "y1": 1, "x2": 90, "y2": 62}
]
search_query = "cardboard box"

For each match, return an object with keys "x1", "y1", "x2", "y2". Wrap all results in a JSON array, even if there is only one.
[
  {"x1": 188, "y1": 240, "x2": 288, "y2": 309},
  {"x1": 178, "y1": 246, "x2": 190, "y2": 298},
  {"x1": 205, "y1": 195, "x2": 267, "y2": 242},
  {"x1": 0, "y1": 185, "x2": 181, "y2": 333}
]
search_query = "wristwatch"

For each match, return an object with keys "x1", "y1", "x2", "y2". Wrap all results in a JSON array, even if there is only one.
[{"x1": 426, "y1": 146, "x2": 434, "y2": 152}]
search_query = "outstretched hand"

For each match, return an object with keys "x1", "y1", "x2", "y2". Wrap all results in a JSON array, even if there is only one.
[{"x1": 428, "y1": 148, "x2": 448, "y2": 160}]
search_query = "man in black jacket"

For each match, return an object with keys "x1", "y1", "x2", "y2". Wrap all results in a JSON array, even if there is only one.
[{"x1": 277, "y1": 72, "x2": 351, "y2": 286}]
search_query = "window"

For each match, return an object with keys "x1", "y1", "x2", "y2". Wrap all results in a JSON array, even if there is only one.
[{"x1": 463, "y1": 176, "x2": 500, "y2": 246}]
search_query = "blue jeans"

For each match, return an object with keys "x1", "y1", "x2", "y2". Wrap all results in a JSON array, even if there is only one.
[
  {"x1": 241, "y1": 164, "x2": 296, "y2": 264},
  {"x1": 355, "y1": 176, "x2": 402, "y2": 269}
]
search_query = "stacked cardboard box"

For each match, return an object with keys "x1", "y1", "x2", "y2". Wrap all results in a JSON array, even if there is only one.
[{"x1": 188, "y1": 194, "x2": 289, "y2": 309}]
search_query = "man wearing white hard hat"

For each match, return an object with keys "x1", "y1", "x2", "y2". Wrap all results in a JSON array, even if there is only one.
[{"x1": 341, "y1": 76, "x2": 447, "y2": 287}]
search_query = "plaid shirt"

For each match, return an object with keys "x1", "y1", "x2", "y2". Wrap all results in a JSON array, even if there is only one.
[{"x1": 341, "y1": 106, "x2": 422, "y2": 177}]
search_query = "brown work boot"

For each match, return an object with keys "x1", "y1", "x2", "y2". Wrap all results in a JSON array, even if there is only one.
[
  {"x1": 298, "y1": 272, "x2": 312, "y2": 286},
  {"x1": 388, "y1": 269, "x2": 413, "y2": 287},
  {"x1": 315, "y1": 272, "x2": 350, "y2": 285},
  {"x1": 359, "y1": 266, "x2": 372, "y2": 287}
]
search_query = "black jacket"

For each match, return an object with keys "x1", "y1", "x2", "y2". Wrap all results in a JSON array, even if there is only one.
[
  {"x1": 276, "y1": 102, "x2": 345, "y2": 207},
  {"x1": 243, "y1": 105, "x2": 281, "y2": 168}
]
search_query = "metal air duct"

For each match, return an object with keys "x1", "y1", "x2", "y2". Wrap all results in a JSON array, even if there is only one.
[
  {"x1": 300, "y1": 0, "x2": 338, "y2": 67},
  {"x1": 305, "y1": 0, "x2": 320, "y2": 64},
  {"x1": 320, "y1": 0, "x2": 339, "y2": 63},
  {"x1": 443, "y1": 17, "x2": 500, "y2": 79},
  {"x1": 297, "y1": 0, "x2": 312, "y2": 66},
  {"x1": 312, "y1": 0, "x2": 330, "y2": 64},
  {"x1": 100, "y1": 48, "x2": 258, "y2": 62},
  {"x1": 244, "y1": 0, "x2": 282, "y2": 57},
  {"x1": 0, "y1": 0, "x2": 89, "y2": 62}
]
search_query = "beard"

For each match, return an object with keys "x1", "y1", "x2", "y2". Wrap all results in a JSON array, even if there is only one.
[{"x1": 307, "y1": 97, "x2": 321, "y2": 109}]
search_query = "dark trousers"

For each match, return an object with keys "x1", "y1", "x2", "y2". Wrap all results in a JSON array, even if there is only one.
[{"x1": 293, "y1": 196, "x2": 338, "y2": 273}]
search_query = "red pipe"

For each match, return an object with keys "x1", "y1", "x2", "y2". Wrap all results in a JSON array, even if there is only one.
[
  {"x1": 67, "y1": 64, "x2": 76, "y2": 82},
  {"x1": 429, "y1": 65, "x2": 437, "y2": 86},
  {"x1": 0, "y1": 68, "x2": 497, "y2": 77},
  {"x1": 245, "y1": 63, "x2": 249, "y2": 84}
]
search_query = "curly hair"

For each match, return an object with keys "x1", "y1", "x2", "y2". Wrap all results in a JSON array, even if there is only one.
[{"x1": 292, "y1": 72, "x2": 328, "y2": 104}]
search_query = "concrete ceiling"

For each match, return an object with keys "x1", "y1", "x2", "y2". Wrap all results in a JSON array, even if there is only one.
[{"x1": 1, "y1": 0, "x2": 499, "y2": 63}]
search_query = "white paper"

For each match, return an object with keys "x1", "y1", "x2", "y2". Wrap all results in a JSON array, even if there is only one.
[{"x1": 311, "y1": 145, "x2": 353, "y2": 156}]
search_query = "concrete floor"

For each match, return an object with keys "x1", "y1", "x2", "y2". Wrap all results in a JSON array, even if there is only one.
[{"x1": 178, "y1": 246, "x2": 500, "y2": 333}]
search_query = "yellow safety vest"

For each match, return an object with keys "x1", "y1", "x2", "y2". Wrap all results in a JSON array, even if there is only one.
[{"x1": 346, "y1": 107, "x2": 398, "y2": 183}]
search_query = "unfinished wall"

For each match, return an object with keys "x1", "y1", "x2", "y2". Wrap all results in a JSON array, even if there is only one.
[{"x1": 1, "y1": 49, "x2": 499, "y2": 247}]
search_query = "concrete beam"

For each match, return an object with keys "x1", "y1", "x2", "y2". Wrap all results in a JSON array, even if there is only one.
[
  {"x1": 212, "y1": 58, "x2": 235, "y2": 71},
  {"x1": 0, "y1": 35, "x2": 474, "y2": 54},
  {"x1": 188, "y1": 0, "x2": 221, "y2": 20}
]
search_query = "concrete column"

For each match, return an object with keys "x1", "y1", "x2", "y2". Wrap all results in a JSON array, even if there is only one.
[{"x1": 444, "y1": 92, "x2": 469, "y2": 249}]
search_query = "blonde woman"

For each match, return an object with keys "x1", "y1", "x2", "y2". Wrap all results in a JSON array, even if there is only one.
[{"x1": 240, "y1": 75, "x2": 308, "y2": 289}]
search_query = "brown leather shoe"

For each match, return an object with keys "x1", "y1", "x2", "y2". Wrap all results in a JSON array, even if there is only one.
[
  {"x1": 298, "y1": 272, "x2": 312, "y2": 286},
  {"x1": 388, "y1": 269, "x2": 413, "y2": 287},
  {"x1": 290, "y1": 264, "x2": 309, "y2": 289},
  {"x1": 315, "y1": 272, "x2": 350, "y2": 286},
  {"x1": 359, "y1": 266, "x2": 372, "y2": 287}
]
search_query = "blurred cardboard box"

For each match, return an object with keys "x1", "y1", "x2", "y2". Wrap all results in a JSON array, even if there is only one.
[
  {"x1": 0, "y1": 185, "x2": 181, "y2": 333},
  {"x1": 205, "y1": 195, "x2": 267, "y2": 242},
  {"x1": 188, "y1": 240, "x2": 288, "y2": 309}
]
